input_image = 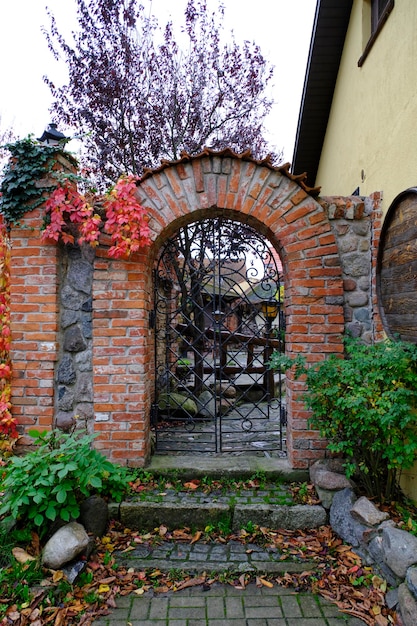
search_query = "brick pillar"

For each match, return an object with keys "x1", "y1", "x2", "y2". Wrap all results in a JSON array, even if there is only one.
[
  {"x1": 92, "y1": 246, "x2": 153, "y2": 465},
  {"x1": 9, "y1": 208, "x2": 59, "y2": 432}
]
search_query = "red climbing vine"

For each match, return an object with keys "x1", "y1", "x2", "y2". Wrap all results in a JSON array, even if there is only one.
[
  {"x1": 0, "y1": 140, "x2": 153, "y2": 445},
  {"x1": 41, "y1": 179, "x2": 101, "y2": 246},
  {"x1": 0, "y1": 216, "x2": 18, "y2": 453},
  {"x1": 103, "y1": 175, "x2": 151, "y2": 258},
  {"x1": 41, "y1": 175, "x2": 151, "y2": 257}
]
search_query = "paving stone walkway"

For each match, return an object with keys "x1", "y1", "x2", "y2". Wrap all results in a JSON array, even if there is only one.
[
  {"x1": 92, "y1": 540, "x2": 367, "y2": 625},
  {"x1": 94, "y1": 456, "x2": 368, "y2": 625},
  {"x1": 115, "y1": 539, "x2": 317, "y2": 575},
  {"x1": 93, "y1": 582, "x2": 366, "y2": 625}
]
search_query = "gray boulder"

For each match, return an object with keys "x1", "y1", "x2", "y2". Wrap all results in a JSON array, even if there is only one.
[
  {"x1": 310, "y1": 461, "x2": 352, "y2": 491},
  {"x1": 329, "y1": 488, "x2": 367, "y2": 547},
  {"x1": 407, "y1": 566, "x2": 417, "y2": 599},
  {"x1": 197, "y1": 390, "x2": 216, "y2": 418},
  {"x1": 350, "y1": 496, "x2": 389, "y2": 527},
  {"x1": 79, "y1": 495, "x2": 109, "y2": 538},
  {"x1": 42, "y1": 522, "x2": 89, "y2": 569},
  {"x1": 382, "y1": 527, "x2": 417, "y2": 578},
  {"x1": 158, "y1": 392, "x2": 198, "y2": 415},
  {"x1": 398, "y1": 583, "x2": 417, "y2": 626}
]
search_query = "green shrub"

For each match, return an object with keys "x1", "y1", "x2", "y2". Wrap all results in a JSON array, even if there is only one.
[
  {"x1": 269, "y1": 337, "x2": 417, "y2": 501},
  {"x1": 0, "y1": 429, "x2": 132, "y2": 534}
]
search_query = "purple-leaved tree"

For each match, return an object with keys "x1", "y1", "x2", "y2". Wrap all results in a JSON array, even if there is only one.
[{"x1": 43, "y1": 0, "x2": 278, "y2": 188}]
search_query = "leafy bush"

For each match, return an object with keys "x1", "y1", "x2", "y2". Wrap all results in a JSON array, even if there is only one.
[
  {"x1": 0, "y1": 429, "x2": 132, "y2": 533},
  {"x1": 269, "y1": 337, "x2": 417, "y2": 501}
]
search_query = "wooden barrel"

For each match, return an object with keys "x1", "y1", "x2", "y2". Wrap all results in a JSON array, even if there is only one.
[{"x1": 377, "y1": 188, "x2": 417, "y2": 343}]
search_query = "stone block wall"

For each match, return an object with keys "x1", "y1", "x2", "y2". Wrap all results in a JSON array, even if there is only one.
[
  {"x1": 319, "y1": 193, "x2": 384, "y2": 343},
  {"x1": 55, "y1": 244, "x2": 95, "y2": 432}
]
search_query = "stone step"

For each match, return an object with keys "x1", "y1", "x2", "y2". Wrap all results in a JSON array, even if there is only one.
[
  {"x1": 146, "y1": 455, "x2": 309, "y2": 482},
  {"x1": 110, "y1": 499, "x2": 327, "y2": 533},
  {"x1": 114, "y1": 540, "x2": 320, "y2": 576}
]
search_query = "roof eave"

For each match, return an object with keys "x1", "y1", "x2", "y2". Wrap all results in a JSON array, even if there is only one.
[{"x1": 291, "y1": 0, "x2": 353, "y2": 188}]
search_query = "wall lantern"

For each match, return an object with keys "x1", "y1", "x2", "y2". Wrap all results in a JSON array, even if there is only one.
[
  {"x1": 37, "y1": 123, "x2": 69, "y2": 146},
  {"x1": 213, "y1": 309, "x2": 223, "y2": 323},
  {"x1": 261, "y1": 300, "x2": 279, "y2": 323}
]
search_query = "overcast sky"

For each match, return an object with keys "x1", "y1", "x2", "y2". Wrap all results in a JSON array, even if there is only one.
[{"x1": 0, "y1": 0, "x2": 316, "y2": 163}]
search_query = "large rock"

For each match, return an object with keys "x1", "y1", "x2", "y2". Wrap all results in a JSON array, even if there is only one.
[
  {"x1": 42, "y1": 522, "x2": 89, "y2": 569},
  {"x1": 310, "y1": 460, "x2": 354, "y2": 509},
  {"x1": 313, "y1": 470, "x2": 352, "y2": 490},
  {"x1": 310, "y1": 460, "x2": 352, "y2": 491},
  {"x1": 398, "y1": 583, "x2": 417, "y2": 626},
  {"x1": 407, "y1": 566, "x2": 417, "y2": 599},
  {"x1": 350, "y1": 496, "x2": 389, "y2": 527},
  {"x1": 64, "y1": 325, "x2": 87, "y2": 353},
  {"x1": 197, "y1": 390, "x2": 216, "y2": 418},
  {"x1": 158, "y1": 392, "x2": 198, "y2": 415},
  {"x1": 368, "y1": 535, "x2": 402, "y2": 587},
  {"x1": 79, "y1": 496, "x2": 108, "y2": 538},
  {"x1": 329, "y1": 488, "x2": 367, "y2": 547},
  {"x1": 382, "y1": 527, "x2": 417, "y2": 578}
]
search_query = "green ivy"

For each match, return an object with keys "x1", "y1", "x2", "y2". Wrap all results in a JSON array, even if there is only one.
[
  {"x1": 269, "y1": 336, "x2": 417, "y2": 502},
  {"x1": 0, "y1": 136, "x2": 77, "y2": 226},
  {"x1": 0, "y1": 429, "x2": 133, "y2": 535}
]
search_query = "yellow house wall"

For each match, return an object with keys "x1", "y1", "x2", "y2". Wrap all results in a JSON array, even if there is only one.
[
  {"x1": 316, "y1": 0, "x2": 417, "y2": 214},
  {"x1": 316, "y1": 0, "x2": 417, "y2": 501}
]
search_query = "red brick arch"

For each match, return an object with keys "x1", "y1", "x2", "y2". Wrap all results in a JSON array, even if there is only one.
[
  {"x1": 91, "y1": 151, "x2": 344, "y2": 468},
  {"x1": 8, "y1": 150, "x2": 344, "y2": 469}
]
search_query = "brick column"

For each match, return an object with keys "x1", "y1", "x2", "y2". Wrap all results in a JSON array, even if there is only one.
[
  {"x1": 9, "y1": 208, "x2": 59, "y2": 432},
  {"x1": 92, "y1": 246, "x2": 153, "y2": 465}
]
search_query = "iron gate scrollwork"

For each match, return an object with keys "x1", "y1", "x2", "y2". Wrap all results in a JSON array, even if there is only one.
[{"x1": 152, "y1": 218, "x2": 286, "y2": 455}]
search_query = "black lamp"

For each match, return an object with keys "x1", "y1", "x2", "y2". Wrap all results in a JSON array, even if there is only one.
[
  {"x1": 37, "y1": 123, "x2": 68, "y2": 146},
  {"x1": 213, "y1": 309, "x2": 223, "y2": 325},
  {"x1": 261, "y1": 300, "x2": 279, "y2": 323}
]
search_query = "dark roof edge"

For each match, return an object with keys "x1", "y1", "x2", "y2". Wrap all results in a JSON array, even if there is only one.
[{"x1": 291, "y1": 0, "x2": 353, "y2": 187}]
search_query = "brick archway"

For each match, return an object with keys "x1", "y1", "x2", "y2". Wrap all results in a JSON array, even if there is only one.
[
  {"x1": 8, "y1": 149, "x2": 350, "y2": 469},
  {"x1": 92, "y1": 150, "x2": 344, "y2": 468}
]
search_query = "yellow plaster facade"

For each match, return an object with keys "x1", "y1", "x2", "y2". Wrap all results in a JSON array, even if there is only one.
[
  {"x1": 316, "y1": 0, "x2": 417, "y2": 214},
  {"x1": 314, "y1": 0, "x2": 417, "y2": 501}
]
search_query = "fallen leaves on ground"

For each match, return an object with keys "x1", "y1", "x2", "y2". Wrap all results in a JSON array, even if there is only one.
[{"x1": 0, "y1": 522, "x2": 399, "y2": 626}]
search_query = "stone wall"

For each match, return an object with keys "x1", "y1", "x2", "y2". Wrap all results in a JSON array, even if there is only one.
[
  {"x1": 55, "y1": 244, "x2": 95, "y2": 432},
  {"x1": 320, "y1": 193, "x2": 384, "y2": 343}
]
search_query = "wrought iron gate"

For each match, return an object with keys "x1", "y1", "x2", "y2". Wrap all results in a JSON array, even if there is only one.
[{"x1": 152, "y1": 218, "x2": 286, "y2": 455}]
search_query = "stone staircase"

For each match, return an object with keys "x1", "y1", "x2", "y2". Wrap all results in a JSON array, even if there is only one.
[{"x1": 108, "y1": 455, "x2": 327, "y2": 578}]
